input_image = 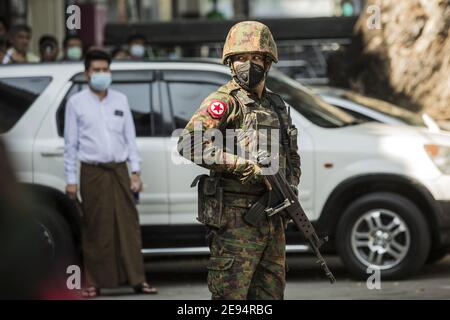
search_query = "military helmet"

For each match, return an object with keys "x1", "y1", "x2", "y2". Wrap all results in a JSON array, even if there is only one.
[{"x1": 222, "y1": 21, "x2": 278, "y2": 64}]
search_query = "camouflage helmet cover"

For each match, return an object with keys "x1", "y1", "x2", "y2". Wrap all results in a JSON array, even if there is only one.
[{"x1": 222, "y1": 21, "x2": 278, "y2": 64}]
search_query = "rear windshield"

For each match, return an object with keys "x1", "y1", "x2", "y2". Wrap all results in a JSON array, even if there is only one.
[
  {"x1": 338, "y1": 90, "x2": 426, "y2": 127},
  {"x1": 266, "y1": 70, "x2": 356, "y2": 128},
  {"x1": 0, "y1": 77, "x2": 52, "y2": 133}
]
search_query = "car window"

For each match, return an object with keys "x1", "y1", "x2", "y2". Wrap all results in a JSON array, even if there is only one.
[
  {"x1": 161, "y1": 70, "x2": 229, "y2": 130},
  {"x1": 333, "y1": 105, "x2": 376, "y2": 123},
  {"x1": 57, "y1": 79, "x2": 155, "y2": 137},
  {"x1": 266, "y1": 70, "x2": 356, "y2": 128},
  {"x1": 168, "y1": 82, "x2": 220, "y2": 129},
  {"x1": 0, "y1": 77, "x2": 52, "y2": 133},
  {"x1": 338, "y1": 91, "x2": 426, "y2": 127},
  {"x1": 111, "y1": 83, "x2": 152, "y2": 137}
]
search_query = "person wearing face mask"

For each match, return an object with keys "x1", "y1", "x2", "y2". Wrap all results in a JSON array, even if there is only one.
[
  {"x1": 64, "y1": 49, "x2": 157, "y2": 298},
  {"x1": 39, "y1": 35, "x2": 59, "y2": 62},
  {"x1": 177, "y1": 21, "x2": 301, "y2": 300},
  {"x1": 127, "y1": 34, "x2": 150, "y2": 60},
  {"x1": 62, "y1": 34, "x2": 83, "y2": 61}
]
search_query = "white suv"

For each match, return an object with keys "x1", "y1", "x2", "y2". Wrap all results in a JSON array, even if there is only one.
[{"x1": 1, "y1": 60, "x2": 450, "y2": 279}]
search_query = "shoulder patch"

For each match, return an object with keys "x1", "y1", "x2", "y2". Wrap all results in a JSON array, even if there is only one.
[{"x1": 207, "y1": 100, "x2": 228, "y2": 118}]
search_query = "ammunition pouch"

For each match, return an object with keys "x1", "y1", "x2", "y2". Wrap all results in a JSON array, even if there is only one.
[{"x1": 191, "y1": 174, "x2": 224, "y2": 228}]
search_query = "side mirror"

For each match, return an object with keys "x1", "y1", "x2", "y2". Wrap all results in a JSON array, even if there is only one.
[{"x1": 422, "y1": 113, "x2": 441, "y2": 133}]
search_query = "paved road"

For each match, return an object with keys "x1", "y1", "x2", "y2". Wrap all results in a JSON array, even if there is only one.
[{"x1": 92, "y1": 254, "x2": 450, "y2": 300}]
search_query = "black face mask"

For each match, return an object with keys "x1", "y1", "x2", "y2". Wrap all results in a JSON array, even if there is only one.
[{"x1": 233, "y1": 60, "x2": 266, "y2": 91}]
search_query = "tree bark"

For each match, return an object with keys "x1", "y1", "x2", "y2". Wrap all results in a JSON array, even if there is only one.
[{"x1": 328, "y1": 0, "x2": 450, "y2": 121}]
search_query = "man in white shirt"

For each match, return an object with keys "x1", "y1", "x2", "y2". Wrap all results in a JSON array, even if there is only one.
[{"x1": 64, "y1": 49, "x2": 157, "y2": 297}]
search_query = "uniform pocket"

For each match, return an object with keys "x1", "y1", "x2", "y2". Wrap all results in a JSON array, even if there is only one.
[
  {"x1": 254, "y1": 110, "x2": 280, "y2": 159},
  {"x1": 197, "y1": 177, "x2": 224, "y2": 229},
  {"x1": 207, "y1": 256, "x2": 235, "y2": 271},
  {"x1": 207, "y1": 256, "x2": 235, "y2": 298}
]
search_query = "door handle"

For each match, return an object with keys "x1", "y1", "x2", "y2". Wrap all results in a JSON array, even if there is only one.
[{"x1": 41, "y1": 146, "x2": 64, "y2": 157}]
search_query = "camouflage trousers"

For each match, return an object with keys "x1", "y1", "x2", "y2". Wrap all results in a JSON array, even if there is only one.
[{"x1": 207, "y1": 205, "x2": 287, "y2": 300}]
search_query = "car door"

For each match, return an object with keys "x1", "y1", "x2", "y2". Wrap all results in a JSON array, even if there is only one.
[
  {"x1": 33, "y1": 70, "x2": 170, "y2": 225},
  {"x1": 160, "y1": 69, "x2": 230, "y2": 224}
]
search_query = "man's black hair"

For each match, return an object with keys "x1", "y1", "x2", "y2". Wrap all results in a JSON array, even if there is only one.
[
  {"x1": 127, "y1": 33, "x2": 146, "y2": 44},
  {"x1": 39, "y1": 34, "x2": 58, "y2": 48},
  {"x1": 84, "y1": 49, "x2": 111, "y2": 70},
  {"x1": 8, "y1": 24, "x2": 31, "y2": 37},
  {"x1": 63, "y1": 34, "x2": 82, "y2": 48}
]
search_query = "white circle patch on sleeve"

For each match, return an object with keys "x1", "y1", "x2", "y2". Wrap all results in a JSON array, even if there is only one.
[{"x1": 207, "y1": 100, "x2": 228, "y2": 118}]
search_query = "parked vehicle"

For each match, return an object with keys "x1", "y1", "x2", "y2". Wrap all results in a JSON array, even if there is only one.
[
  {"x1": 312, "y1": 86, "x2": 442, "y2": 133},
  {"x1": 1, "y1": 60, "x2": 450, "y2": 279}
]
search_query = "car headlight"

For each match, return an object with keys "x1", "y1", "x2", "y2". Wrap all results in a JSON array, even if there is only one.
[{"x1": 424, "y1": 144, "x2": 450, "y2": 174}]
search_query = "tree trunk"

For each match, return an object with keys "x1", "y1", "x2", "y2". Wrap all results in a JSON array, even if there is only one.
[{"x1": 328, "y1": 0, "x2": 450, "y2": 121}]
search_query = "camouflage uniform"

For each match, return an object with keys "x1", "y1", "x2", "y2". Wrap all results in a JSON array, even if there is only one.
[{"x1": 177, "y1": 21, "x2": 301, "y2": 300}]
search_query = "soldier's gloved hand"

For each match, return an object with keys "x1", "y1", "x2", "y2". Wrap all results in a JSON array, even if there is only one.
[
  {"x1": 240, "y1": 162, "x2": 272, "y2": 190},
  {"x1": 240, "y1": 162, "x2": 261, "y2": 184},
  {"x1": 240, "y1": 162, "x2": 263, "y2": 182}
]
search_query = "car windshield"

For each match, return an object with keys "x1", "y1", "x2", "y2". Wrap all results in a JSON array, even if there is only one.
[
  {"x1": 266, "y1": 70, "x2": 356, "y2": 128},
  {"x1": 336, "y1": 90, "x2": 426, "y2": 127}
]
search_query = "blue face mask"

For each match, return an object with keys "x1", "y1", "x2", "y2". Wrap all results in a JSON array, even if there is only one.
[
  {"x1": 130, "y1": 44, "x2": 145, "y2": 58},
  {"x1": 90, "y1": 72, "x2": 112, "y2": 91}
]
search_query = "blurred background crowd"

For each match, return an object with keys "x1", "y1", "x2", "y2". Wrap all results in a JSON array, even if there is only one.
[{"x1": 1, "y1": 0, "x2": 448, "y2": 126}]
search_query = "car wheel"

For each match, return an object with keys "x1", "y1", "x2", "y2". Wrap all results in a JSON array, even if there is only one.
[
  {"x1": 336, "y1": 192, "x2": 431, "y2": 280},
  {"x1": 34, "y1": 205, "x2": 78, "y2": 273}
]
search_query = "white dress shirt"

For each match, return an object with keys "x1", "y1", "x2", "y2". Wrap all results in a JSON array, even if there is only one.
[{"x1": 64, "y1": 88, "x2": 141, "y2": 184}]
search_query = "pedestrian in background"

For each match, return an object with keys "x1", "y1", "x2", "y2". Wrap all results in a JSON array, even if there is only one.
[
  {"x1": 39, "y1": 35, "x2": 59, "y2": 62},
  {"x1": 64, "y1": 49, "x2": 157, "y2": 298},
  {"x1": 112, "y1": 46, "x2": 130, "y2": 60},
  {"x1": 2, "y1": 25, "x2": 39, "y2": 64},
  {"x1": 127, "y1": 34, "x2": 152, "y2": 60},
  {"x1": 62, "y1": 34, "x2": 83, "y2": 61}
]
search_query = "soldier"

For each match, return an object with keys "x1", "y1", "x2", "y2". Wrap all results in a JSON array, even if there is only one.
[{"x1": 177, "y1": 21, "x2": 301, "y2": 300}]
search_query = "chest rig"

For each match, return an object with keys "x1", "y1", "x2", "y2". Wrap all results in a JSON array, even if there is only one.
[
  {"x1": 229, "y1": 88, "x2": 294, "y2": 180},
  {"x1": 191, "y1": 85, "x2": 297, "y2": 228}
]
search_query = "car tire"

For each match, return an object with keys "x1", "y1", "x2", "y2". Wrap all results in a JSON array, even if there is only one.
[
  {"x1": 336, "y1": 192, "x2": 431, "y2": 280},
  {"x1": 34, "y1": 205, "x2": 78, "y2": 275}
]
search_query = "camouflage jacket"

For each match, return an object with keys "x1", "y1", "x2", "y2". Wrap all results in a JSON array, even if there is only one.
[{"x1": 177, "y1": 79, "x2": 301, "y2": 195}]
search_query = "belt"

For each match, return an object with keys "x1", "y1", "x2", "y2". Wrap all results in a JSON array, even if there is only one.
[
  {"x1": 81, "y1": 161, "x2": 126, "y2": 169},
  {"x1": 223, "y1": 192, "x2": 262, "y2": 209}
]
